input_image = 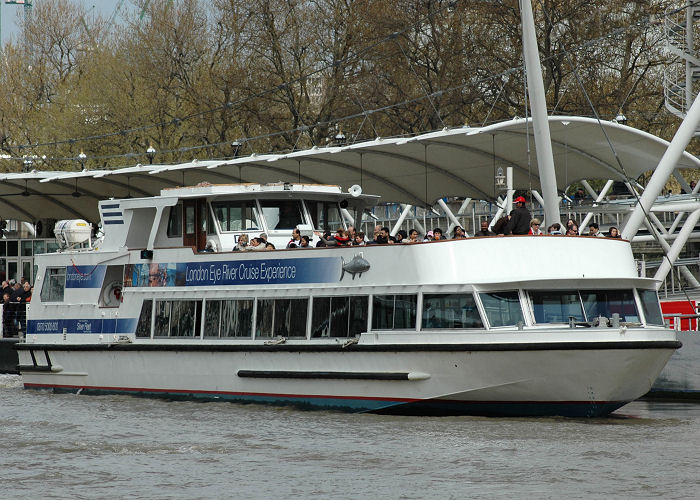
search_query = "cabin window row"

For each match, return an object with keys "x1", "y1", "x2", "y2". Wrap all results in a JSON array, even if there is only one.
[{"x1": 133, "y1": 288, "x2": 664, "y2": 339}]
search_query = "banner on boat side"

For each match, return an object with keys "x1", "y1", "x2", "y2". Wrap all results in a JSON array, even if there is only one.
[
  {"x1": 65, "y1": 264, "x2": 108, "y2": 288},
  {"x1": 123, "y1": 257, "x2": 341, "y2": 287}
]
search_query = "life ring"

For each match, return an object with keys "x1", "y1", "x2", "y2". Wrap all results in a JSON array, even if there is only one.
[{"x1": 102, "y1": 281, "x2": 123, "y2": 307}]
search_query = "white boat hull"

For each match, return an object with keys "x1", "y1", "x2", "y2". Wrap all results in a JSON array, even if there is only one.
[{"x1": 18, "y1": 335, "x2": 677, "y2": 417}]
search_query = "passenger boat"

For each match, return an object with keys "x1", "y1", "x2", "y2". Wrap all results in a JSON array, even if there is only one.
[{"x1": 16, "y1": 182, "x2": 680, "y2": 416}]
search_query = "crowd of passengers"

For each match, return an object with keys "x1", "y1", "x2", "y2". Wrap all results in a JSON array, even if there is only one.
[
  {"x1": 227, "y1": 196, "x2": 621, "y2": 251},
  {"x1": 1, "y1": 277, "x2": 33, "y2": 337}
]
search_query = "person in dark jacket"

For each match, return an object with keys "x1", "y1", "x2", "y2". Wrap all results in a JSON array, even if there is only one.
[
  {"x1": 504, "y1": 196, "x2": 531, "y2": 235},
  {"x1": 2, "y1": 292, "x2": 15, "y2": 337},
  {"x1": 475, "y1": 220, "x2": 496, "y2": 237}
]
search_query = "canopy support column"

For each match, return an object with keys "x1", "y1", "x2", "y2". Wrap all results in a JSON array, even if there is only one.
[
  {"x1": 643, "y1": 218, "x2": 700, "y2": 288},
  {"x1": 390, "y1": 204, "x2": 413, "y2": 237},
  {"x1": 520, "y1": 0, "x2": 560, "y2": 225},
  {"x1": 437, "y1": 198, "x2": 463, "y2": 235},
  {"x1": 579, "y1": 180, "x2": 614, "y2": 231},
  {"x1": 623, "y1": 91, "x2": 700, "y2": 240}
]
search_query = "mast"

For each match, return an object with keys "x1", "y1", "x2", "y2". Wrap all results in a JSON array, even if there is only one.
[{"x1": 520, "y1": 0, "x2": 560, "y2": 225}]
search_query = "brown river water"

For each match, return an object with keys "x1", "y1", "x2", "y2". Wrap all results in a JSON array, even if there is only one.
[{"x1": 0, "y1": 374, "x2": 698, "y2": 499}]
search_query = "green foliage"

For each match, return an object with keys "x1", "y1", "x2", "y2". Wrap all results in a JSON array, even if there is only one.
[{"x1": 0, "y1": 0, "x2": 693, "y2": 182}]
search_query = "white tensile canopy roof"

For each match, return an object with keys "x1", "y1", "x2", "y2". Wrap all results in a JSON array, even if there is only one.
[{"x1": 1, "y1": 116, "x2": 697, "y2": 222}]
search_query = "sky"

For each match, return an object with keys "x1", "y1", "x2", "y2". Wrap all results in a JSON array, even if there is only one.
[{"x1": 0, "y1": 1, "x2": 131, "y2": 45}]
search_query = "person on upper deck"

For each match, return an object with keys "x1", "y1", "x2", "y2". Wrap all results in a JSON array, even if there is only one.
[
  {"x1": 587, "y1": 222, "x2": 605, "y2": 237},
  {"x1": 423, "y1": 230, "x2": 434, "y2": 242},
  {"x1": 607, "y1": 227, "x2": 621, "y2": 238},
  {"x1": 334, "y1": 228, "x2": 351, "y2": 246},
  {"x1": 475, "y1": 220, "x2": 495, "y2": 237},
  {"x1": 566, "y1": 225, "x2": 579, "y2": 236},
  {"x1": 249, "y1": 237, "x2": 267, "y2": 250},
  {"x1": 396, "y1": 230, "x2": 407, "y2": 243},
  {"x1": 352, "y1": 232, "x2": 366, "y2": 246},
  {"x1": 547, "y1": 223, "x2": 562, "y2": 235},
  {"x1": 452, "y1": 226, "x2": 467, "y2": 239},
  {"x1": 299, "y1": 235, "x2": 311, "y2": 248},
  {"x1": 528, "y1": 218, "x2": 543, "y2": 235},
  {"x1": 491, "y1": 216, "x2": 509, "y2": 235},
  {"x1": 504, "y1": 196, "x2": 531, "y2": 235},
  {"x1": 369, "y1": 227, "x2": 390, "y2": 245},
  {"x1": 432, "y1": 228, "x2": 447, "y2": 240},
  {"x1": 406, "y1": 229, "x2": 420, "y2": 243},
  {"x1": 233, "y1": 234, "x2": 249, "y2": 251},
  {"x1": 287, "y1": 228, "x2": 302, "y2": 248}
]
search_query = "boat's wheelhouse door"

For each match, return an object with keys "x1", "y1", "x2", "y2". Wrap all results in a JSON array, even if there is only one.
[{"x1": 183, "y1": 198, "x2": 208, "y2": 251}]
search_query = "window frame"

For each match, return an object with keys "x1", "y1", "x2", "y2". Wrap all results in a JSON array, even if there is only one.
[{"x1": 39, "y1": 266, "x2": 66, "y2": 303}]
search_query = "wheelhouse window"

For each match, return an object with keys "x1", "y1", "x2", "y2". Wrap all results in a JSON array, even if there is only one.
[
  {"x1": 259, "y1": 200, "x2": 304, "y2": 230},
  {"x1": 307, "y1": 201, "x2": 342, "y2": 231},
  {"x1": 529, "y1": 291, "x2": 584, "y2": 324},
  {"x1": 372, "y1": 295, "x2": 417, "y2": 330},
  {"x1": 40, "y1": 267, "x2": 66, "y2": 302},
  {"x1": 581, "y1": 290, "x2": 639, "y2": 322},
  {"x1": 212, "y1": 201, "x2": 259, "y2": 232},
  {"x1": 422, "y1": 294, "x2": 483, "y2": 329},
  {"x1": 638, "y1": 289, "x2": 664, "y2": 326},
  {"x1": 204, "y1": 299, "x2": 254, "y2": 337},
  {"x1": 311, "y1": 296, "x2": 368, "y2": 338},
  {"x1": 479, "y1": 291, "x2": 524, "y2": 327},
  {"x1": 256, "y1": 298, "x2": 308, "y2": 338},
  {"x1": 167, "y1": 204, "x2": 182, "y2": 237}
]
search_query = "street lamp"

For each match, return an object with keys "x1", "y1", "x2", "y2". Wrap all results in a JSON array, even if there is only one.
[
  {"x1": 22, "y1": 155, "x2": 33, "y2": 172},
  {"x1": 146, "y1": 145, "x2": 156, "y2": 164},
  {"x1": 78, "y1": 151, "x2": 87, "y2": 170},
  {"x1": 335, "y1": 128, "x2": 346, "y2": 146},
  {"x1": 231, "y1": 140, "x2": 241, "y2": 158}
]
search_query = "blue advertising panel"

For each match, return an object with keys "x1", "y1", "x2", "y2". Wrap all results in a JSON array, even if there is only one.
[
  {"x1": 27, "y1": 317, "x2": 138, "y2": 335},
  {"x1": 125, "y1": 257, "x2": 341, "y2": 287},
  {"x1": 65, "y1": 265, "x2": 107, "y2": 289}
]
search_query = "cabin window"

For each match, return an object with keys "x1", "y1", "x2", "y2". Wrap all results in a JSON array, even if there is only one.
[
  {"x1": 307, "y1": 201, "x2": 342, "y2": 231},
  {"x1": 581, "y1": 290, "x2": 639, "y2": 323},
  {"x1": 421, "y1": 294, "x2": 483, "y2": 329},
  {"x1": 638, "y1": 289, "x2": 664, "y2": 326},
  {"x1": 259, "y1": 200, "x2": 304, "y2": 230},
  {"x1": 529, "y1": 291, "x2": 585, "y2": 324},
  {"x1": 204, "y1": 299, "x2": 254, "y2": 337},
  {"x1": 256, "y1": 298, "x2": 308, "y2": 338},
  {"x1": 154, "y1": 299, "x2": 202, "y2": 337},
  {"x1": 40, "y1": 267, "x2": 66, "y2": 302},
  {"x1": 135, "y1": 299, "x2": 153, "y2": 338},
  {"x1": 167, "y1": 204, "x2": 182, "y2": 237},
  {"x1": 479, "y1": 291, "x2": 524, "y2": 327},
  {"x1": 372, "y1": 295, "x2": 417, "y2": 330},
  {"x1": 212, "y1": 201, "x2": 259, "y2": 232},
  {"x1": 311, "y1": 296, "x2": 368, "y2": 337}
]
